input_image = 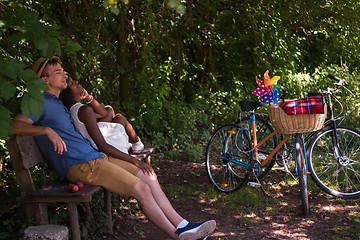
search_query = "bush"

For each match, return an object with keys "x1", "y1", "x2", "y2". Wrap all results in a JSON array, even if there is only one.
[{"x1": 0, "y1": 155, "x2": 31, "y2": 240}]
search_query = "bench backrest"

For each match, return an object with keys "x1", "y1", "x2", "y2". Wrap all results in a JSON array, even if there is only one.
[{"x1": 7, "y1": 135, "x2": 45, "y2": 194}]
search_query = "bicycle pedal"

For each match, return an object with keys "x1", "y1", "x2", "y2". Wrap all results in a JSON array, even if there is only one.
[
  {"x1": 247, "y1": 181, "x2": 261, "y2": 188},
  {"x1": 277, "y1": 169, "x2": 290, "y2": 175}
]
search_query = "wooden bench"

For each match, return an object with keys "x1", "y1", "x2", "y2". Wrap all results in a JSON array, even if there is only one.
[{"x1": 7, "y1": 135, "x2": 155, "y2": 240}]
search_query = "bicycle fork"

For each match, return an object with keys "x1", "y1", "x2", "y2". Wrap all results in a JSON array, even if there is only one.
[{"x1": 293, "y1": 134, "x2": 308, "y2": 182}]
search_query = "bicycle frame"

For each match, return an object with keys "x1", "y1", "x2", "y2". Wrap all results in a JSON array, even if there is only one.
[
  {"x1": 227, "y1": 76, "x2": 350, "y2": 175},
  {"x1": 224, "y1": 110, "x2": 292, "y2": 173},
  {"x1": 324, "y1": 92, "x2": 343, "y2": 160},
  {"x1": 207, "y1": 74, "x2": 359, "y2": 201},
  {"x1": 262, "y1": 86, "x2": 347, "y2": 164}
]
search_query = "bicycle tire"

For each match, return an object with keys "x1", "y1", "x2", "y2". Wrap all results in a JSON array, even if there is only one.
[
  {"x1": 295, "y1": 134, "x2": 310, "y2": 215},
  {"x1": 307, "y1": 125, "x2": 360, "y2": 199},
  {"x1": 205, "y1": 124, "x2": 252, "y2": 193},
  {"x1": 236, "y1": 116, "x2": 278, "y2": 179}
]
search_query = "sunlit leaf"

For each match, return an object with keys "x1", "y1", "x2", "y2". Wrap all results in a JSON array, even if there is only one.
[
  {"x1": 29, "y1": 95, "x2": 44, "y2": 119},
  {"x1": 27, "y1": 79, "x2": 48, "y2": 101},
  {"x1": 20, "y1": 93, "x2": 31, "y2": 118},
  {"x1": 111, "y1": 7, "x2": 120, "y2": 15}
]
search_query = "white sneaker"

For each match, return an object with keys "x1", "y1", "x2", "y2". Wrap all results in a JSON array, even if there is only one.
[{"x1": 131, "y1": 138, "x2": 144, "y2": 153}]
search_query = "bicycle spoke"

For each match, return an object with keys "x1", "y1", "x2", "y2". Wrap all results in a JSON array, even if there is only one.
[
  {"x1": 205, "y1": 124, "x2": 252, "y2": 193},
  {"x1": 307, "y1": 126, "x2": 360, "y2": 198}
]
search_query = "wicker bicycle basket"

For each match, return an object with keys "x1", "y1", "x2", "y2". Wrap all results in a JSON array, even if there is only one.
[{"x1": 268, "y1": 103, "x2": 327, "y2": 134}]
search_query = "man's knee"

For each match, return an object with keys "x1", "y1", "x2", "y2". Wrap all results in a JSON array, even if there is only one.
[
  {"x1": 138, "y1": 170, "x2": 158, "y2": 183},
  {"x1": 131, "y1": 181, "x2": 152, "y2": 202}
]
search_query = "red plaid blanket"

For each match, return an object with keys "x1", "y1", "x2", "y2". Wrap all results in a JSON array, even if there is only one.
[{"x1": 280, "y1": 94, "x2": 325, "y2": 115}]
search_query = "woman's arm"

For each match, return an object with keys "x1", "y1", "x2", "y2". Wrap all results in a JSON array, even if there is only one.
[
  {"x1": 97, "y1": 106, "x2": 115, "y2": 122},
  {"x1": 78, "y1": 105, "x2": 153, "y2": 175},
  {"x1": 80, "y1": 89, "x2": 108, "y2": 119}
]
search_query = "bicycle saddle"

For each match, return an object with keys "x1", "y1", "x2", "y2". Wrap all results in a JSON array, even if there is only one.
[{"x1": 239, "y1": 100, "x2": 263, "y2": 111}]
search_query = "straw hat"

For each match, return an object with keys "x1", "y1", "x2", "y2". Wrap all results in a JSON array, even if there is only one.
[{"x1": 31, "y1": 56, "x2": 61, "y2": 77}]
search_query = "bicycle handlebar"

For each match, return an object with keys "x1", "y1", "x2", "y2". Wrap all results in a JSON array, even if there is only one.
[
  {"x1": 280, "y1": 90, "x2": 289, "y2": 103},
  {"x1": 327, "y1": 74, "x2": 346, "y2": 84},
  {"x1": 327, "y1": 74, "x2": 341, "y2": 81}
]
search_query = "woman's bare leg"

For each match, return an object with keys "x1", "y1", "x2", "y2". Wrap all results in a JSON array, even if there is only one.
[
  {"x1": 112, "y1": 113, "x2": 139, "y2": 143},
  {"x1": 97, "y1": 105, "x2": 139, "y2": 143}
]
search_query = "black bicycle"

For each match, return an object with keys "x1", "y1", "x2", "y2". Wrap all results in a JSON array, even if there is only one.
[{"x1": 306, "y1": 75, "x2": 360, "y2": 199}]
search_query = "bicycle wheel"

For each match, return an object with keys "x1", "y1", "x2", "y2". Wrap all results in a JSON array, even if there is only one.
[
  {"x1": 205, "y1": 124, "x2": 252, "y2": 193},
  {"x1": 236, "y1": 116, "x2": 278, "y2": 179},
  {"x1": 307, "y1": 126, "x2": 360, "y2": 199},
  {"x1": 295, "y1": 134, "x2": 310, "y2": 215}
]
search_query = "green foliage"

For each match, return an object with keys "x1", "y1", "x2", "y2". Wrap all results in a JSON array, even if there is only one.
[
  {"x1": 0, "y1": 155, "x2": 33, "y2": 240},
  {"x1": 280, "y1": 65, "x2": 360, "y2": 128},
  {"x1": 2, "y1": 0, "x2": 360, "y2": 237},
  {"x1": 0, "y1": 1, "x2": 83, "y2": 140}
]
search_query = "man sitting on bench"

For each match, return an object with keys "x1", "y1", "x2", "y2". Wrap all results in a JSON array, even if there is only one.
[{"x1": 10, "y1": 56, "x2": 216, "y2": 240}]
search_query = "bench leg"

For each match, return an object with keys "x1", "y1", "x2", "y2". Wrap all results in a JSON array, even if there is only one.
[
  {"x1": 34, "y1": 203, "x2": 48, "y2": 225},
  {"x1": 104, "y1": 189, "x2": 113, "y2": 234},
  {"x1": 82, "y1": 202, "x2": 94, "y2": 220},
  {"x1": 68, "y1": 202, "x2": 81, "y2": 240}
]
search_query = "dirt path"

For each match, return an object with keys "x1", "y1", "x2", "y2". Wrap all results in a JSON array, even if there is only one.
[{"x1": 98, "y1": 157, "x2": 360, "y2": 240}]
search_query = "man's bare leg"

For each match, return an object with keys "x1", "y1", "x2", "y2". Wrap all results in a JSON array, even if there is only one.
[
  {"x1": 136, "y1": 170, "x2": 183, "y2": 227},
  {"x1": 137, "y1": 170, "x2": 183, "y2": 226},
  {"x1": 130, "y1": 180, "x2": 179, "y2": 239},
  {"x1": 133, "y1": 171, "x2": 216, "y2": 240}
]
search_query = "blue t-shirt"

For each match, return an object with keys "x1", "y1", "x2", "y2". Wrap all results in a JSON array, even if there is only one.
[{"x1": 29, "y1": 92, "x2": 104, "y2": 181}]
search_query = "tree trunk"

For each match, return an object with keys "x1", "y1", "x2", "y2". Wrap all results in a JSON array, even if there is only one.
[{"x1": 117, "y1": 9, "x2": 129, "y2": 102}]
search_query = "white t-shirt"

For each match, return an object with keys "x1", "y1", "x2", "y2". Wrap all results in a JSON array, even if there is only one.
[{"x1": 69, "y1": 102, "x2": 131, "y2": 154}]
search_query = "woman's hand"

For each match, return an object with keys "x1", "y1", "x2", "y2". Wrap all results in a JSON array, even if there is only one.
[
  {"x1": 80, "y1": 88, "x2": 91, "y2": 101},
  {"x1": 133, "y1": 160, "x2": 154, "y2": 175}
]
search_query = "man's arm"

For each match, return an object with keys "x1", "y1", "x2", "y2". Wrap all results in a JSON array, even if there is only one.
[
  {"x1": 11, "y1": 114, "x2": 46, "y2": 135},
  {"x1": 10, "y1": 114, "x2": 67, "y2": 154}
]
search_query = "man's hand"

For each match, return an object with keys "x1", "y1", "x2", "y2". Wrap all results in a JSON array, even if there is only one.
[
  {"x1": 45, "y1": 127, "x2": 67, "y2": 155},
  {"x1": 11, "y1": 114, "x2": 67, "y2": 155}
]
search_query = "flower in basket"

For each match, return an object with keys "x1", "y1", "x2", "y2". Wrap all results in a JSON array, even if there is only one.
[{"x1": 252, "y1": 70, "x2": 282, "y2": 104}]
